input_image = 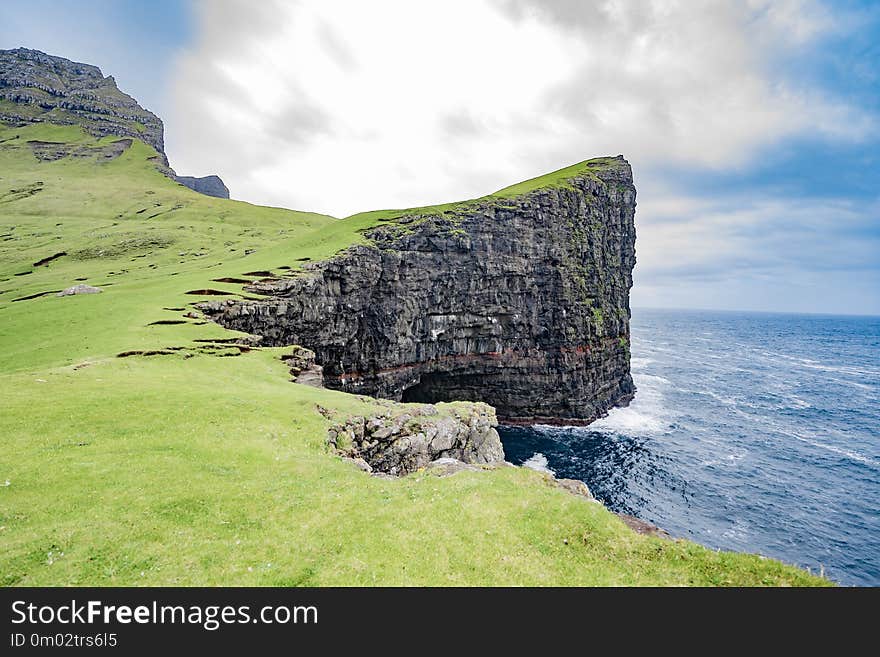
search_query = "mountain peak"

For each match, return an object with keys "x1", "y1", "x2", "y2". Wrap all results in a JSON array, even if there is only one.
[{"x1": 0, "y1": 47, "x2": 166, "y2": 160}]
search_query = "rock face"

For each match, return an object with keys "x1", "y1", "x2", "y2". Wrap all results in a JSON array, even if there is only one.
[
  {"x1": 201, "y1": 158, "x2": 637, "y2": 424},
  {"x1": 0, "y1": 48, "x2": 166, "y2": 162},
  {"x1": 280, "y1": 345, "x2": 324, "y2": 387},
  {"x1": 323, "y1": 402, "x2": 505, "y2": 476},
  {"x1": 175, "y1": 175, "x2": 230, "y2": 199},
  {"x1": 1, "y1": 48, "x2": 229, "y2": 200}
]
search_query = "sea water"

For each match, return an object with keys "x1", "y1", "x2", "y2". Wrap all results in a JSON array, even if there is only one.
[{"x1": 499, "y1": 309, "x2": 880, "y2": 586}]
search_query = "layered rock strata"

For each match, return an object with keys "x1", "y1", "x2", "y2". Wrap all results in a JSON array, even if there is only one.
[
  {"x1": 201, "y1": 157, "x2": 637, "y2": 423},
  {"x1": 1, "y1": 48, "x2": 229, "y2": 197},
  {"x1": 0, "y1": 48, "x2": 166, "y2": 160}
]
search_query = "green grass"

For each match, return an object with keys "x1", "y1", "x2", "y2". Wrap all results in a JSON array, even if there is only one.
[
  {"x1": 340, "y1": 156, "x2": 627, "y2": 224},
  {"x1": 0, "y1": 125, "x2": 828, "y2": 586}
]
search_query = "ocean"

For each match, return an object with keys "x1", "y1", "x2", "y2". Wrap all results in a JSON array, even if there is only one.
[{"x1": 498, "y1": 309, "x2": 880, "y2": 586}]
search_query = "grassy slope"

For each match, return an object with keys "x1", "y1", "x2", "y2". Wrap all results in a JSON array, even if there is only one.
[{"x1": 0, "y1": 125, "x2": 827, "y2": 585}]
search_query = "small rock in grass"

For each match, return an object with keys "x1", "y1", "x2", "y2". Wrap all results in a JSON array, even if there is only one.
[{"x1": 57, "y1": 284, "x2": 102, "y2": 297}]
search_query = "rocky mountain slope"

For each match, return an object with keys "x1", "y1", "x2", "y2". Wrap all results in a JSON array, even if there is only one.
[
  {"x1": 201, "y1": 158, "x2": 637, "y2": 424},
  {"x1": 0, "y1": 48, "x2": 166, "y2": 159},
  {"x1": 174, "y1": 174, "x2": 230, "y2": 199},
  {"x1": 0, "y1": 47, "x2": 226, "y2": 194}
]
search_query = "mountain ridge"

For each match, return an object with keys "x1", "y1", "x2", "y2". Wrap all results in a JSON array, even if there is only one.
[{"x1": 0, "y1": 47, "x2": 228, "y2": 197}]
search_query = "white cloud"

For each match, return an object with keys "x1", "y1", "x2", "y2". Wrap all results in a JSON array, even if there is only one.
[
  {"x1": 631, "y1": 188, "x2": 880, "y2": 313},
  {"x1": 166, "y1": 0, "x2": 873, "y2": 217}
]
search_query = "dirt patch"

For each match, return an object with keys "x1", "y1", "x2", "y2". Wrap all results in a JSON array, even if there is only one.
[
  {"x1": 12, "y1": 290, "x2": 61, "y2": 302},
  {"x1": 243, "y1": 270, "x2": 273, "y2": 277},
  {"x1": 211, "y1": 277, "x2": 252, "y2": 284},
  {"x1": 616, "y1": 513, "x2": 672, "y2": 539},
  {"x1": 193, "y1": 338, "x2": 240, "y2": 344},
  {"x1": 72, "y1": 234, "x2": 175, "y2": 260},
  {"x1": 162, "y1": 307, "x2": 186, "y2": 311},
  {"x1": 147, "y1": 320, "x2": 187, "y2": 326},
  {"x1": 13, "y1": 271, "x2": 32, "y2": 276},
  {"x1": 116, "y1": 350, "x2": 176, "y2": 358},
  {"x1": 185, "y1": 289, "x2": 233, "y2": 296},
  {"x1": 0, "y1": 182, "x2": 44, "y2": 204},
  {"x1": 28, "y1": 138, "x2": 132, "y2": 162},
  {"x1": 146, "y1": 204, "x2": 184, "y2": 219},
  {"x1": 33, "y1": 251, "x2": 67, "y2": 267}
]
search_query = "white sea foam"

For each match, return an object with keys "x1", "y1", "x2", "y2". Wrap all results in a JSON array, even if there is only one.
[
  {"x1": 522, "y1": 453, "x2": 554, "y2": 475},
  {"x1": 771, "y1": 353, "x2": 880, "y2": 379},
  {"x1": 787, "y1": 396, "x2": 812, "y2": 410},
  {"x1": 781, "y1": 429, "x2": 879, "y2": 468},
  {"x1": 700, "y1": 449, "x2": 748, "y2": 467},
  {"x1": 630, "y1": 357, "x2": 653, "y2": 370},
  {"x1": 588, "y1": 372, "x2": 674, "y2": 436}
]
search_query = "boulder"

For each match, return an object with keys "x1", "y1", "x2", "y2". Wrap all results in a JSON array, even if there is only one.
[
  {"x1": 57, "y1": 284, "x2": 101, "y2": 297},
  {"x1": 324, "y1": 401, "x2": 504, "y2": 476}
]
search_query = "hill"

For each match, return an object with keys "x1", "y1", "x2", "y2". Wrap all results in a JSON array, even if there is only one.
[{"x1": 0, "y1": 53, "x2": 828, "y2": 586}]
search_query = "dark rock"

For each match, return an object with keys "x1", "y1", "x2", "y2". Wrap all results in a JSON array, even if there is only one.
[
  {"x1": 174, "y1": 175, "x2": 230, "y2": 199},
  {"x1": 0, "y1": 48, "x2": 167, "y2": 165},
  {"x1": 200, "y1": 158, "x2": 637, "y2": 423}
]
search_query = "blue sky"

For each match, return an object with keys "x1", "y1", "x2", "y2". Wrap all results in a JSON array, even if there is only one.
[
  {"x1": 0, "y1": 0, "x2": 191, "y2": 119},
  {"x1": 1, "y1": 1, "x2": 878, "y2": 315}
]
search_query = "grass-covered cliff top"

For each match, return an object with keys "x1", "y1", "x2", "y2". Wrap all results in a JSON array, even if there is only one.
[
  {"x1": 0, "y1": 124, "x2": 827, "y2": 585},
  {"x1": 342, "y1": 155, "x2": 630, "y2": 226}
]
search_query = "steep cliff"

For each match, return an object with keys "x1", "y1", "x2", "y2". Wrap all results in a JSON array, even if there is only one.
[
  {"x1": 200, "y1": 157, "x2": 637, "y2": 424},
  {"x1": 174, "y1": 174, "x2": 230, "y2": 199}
]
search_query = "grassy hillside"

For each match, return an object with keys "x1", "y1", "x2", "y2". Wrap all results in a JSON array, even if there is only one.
[{"x1": 0, "y1": 125, "x2": 827, "y2": 585}]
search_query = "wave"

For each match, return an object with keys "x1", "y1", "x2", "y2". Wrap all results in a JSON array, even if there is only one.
[
  {"x1": 781, "y1": 429, "x2": 879, "y2": 468},
  {"x1": 522, "y1": 452, "x2": 554, "y2": 475},
  {"x1": 588, "y1": 372, "x2": 674, "y2": 436},
  {"x1": 763, "y1": 352, "x2": 880, "y2": 379}
]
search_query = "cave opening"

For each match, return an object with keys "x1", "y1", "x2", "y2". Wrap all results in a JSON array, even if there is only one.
[
  {"x1": 400, "y1": 371, "x2": 490, "y2": 406},
  {"x1": 400, "y1": 376, "x2": 437, "y2": 404}
]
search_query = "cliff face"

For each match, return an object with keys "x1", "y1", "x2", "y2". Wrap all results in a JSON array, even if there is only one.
[
  {"x1": 0, "y1": 48, "x2": 166, "y2": 161},
  {"x1": 174, "y1": 175, "x2": 230, "y2": 199},
  {"x1": 0, "y1": 48, "x2": 229, "y2": 197},
  {"x1": 201, "y1": 157, "x2": 637, "y2": 424}
]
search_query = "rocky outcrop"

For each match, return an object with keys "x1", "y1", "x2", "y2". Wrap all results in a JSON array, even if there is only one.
[
  {"x1": 617, "y1": 514, "x2": 672, "y2": 539},
  {"x1": 57, "y1": 284, "x2": 101, "y2": 297},
  {"x1": 201, "y1": 157, "x2": 637, "y2": 424},
  {"x1": 175, "y1": 175, "x2": 230, "y2": 199},
  {"x1": 0, "y1": 48, "x2": 166, "y2": 163},
  {"x1": 281, "y1": 345, "x2": 324, "y2": 387},
  {"x1": 323, "y1": 402, "x2": 505, "y2": 476}
]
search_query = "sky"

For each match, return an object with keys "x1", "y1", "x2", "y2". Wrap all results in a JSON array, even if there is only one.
[{"x1": 1, "y1": 0, "x2": 878, "y2": 315}]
